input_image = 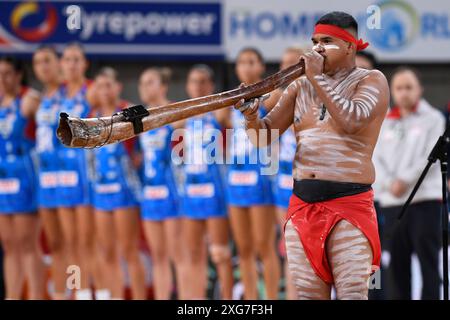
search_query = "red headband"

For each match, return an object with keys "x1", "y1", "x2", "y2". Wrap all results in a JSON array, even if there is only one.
[{"x1": 313, "y1": 24, "x2": 369, "y2": 51}]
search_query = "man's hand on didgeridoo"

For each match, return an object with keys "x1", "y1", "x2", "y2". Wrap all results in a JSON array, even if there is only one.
[{"x1": 234, "y1": 83, "x2": 260, "y2": 122}]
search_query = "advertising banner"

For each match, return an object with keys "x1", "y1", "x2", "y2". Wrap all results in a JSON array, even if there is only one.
[
  {"x1": 224, "y1": 0, "x2": 450, "y2": 62},
  {"x1": 0, "y1": 0, "x2": 223, "y2": 59}
]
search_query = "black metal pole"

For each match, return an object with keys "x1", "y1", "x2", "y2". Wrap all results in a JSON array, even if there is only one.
[
  {"x1": 398, "y1": 161, "x2": 432, "y2": 220},
  {"x1": 397, "y1": 128, "x2": 450, "y2": 300},
  {"x1": 441, "y1": 160, "x2": 449, "y2": 300}
]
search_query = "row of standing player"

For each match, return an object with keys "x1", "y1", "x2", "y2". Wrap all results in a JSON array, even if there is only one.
[{"x1": 0, "y1": 44, "x2": 302, "y2": 300}]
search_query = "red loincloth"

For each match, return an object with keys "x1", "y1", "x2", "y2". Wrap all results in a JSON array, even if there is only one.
[{"x1": 284, "y1": 189, "x2": 381, "y2": 284}]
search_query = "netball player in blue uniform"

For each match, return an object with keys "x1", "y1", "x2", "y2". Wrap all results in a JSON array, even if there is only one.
[
  {"x1": 181, "y1": 65, "x2": 233, "y2": 299},
  {"x1": 90, "y1": 67, "x2": 146, "y2": 300},
  {"x1": 0, "y1": 56, "x2": 44, "y2": 299},
  {"x1": 138, "y1": 68, "x2": 188, "y2": 299},
  {"x1": 226, "y1": 48, "x2": 280, "y2": 299},
  {"x1": 59, "y1": 44, "x2": 98, "y2": 299},
  {"x1": 271, "y1": 47, "x2": 303, "y2": 300},
  {"x1": 32, "y1": 46, "x2": 68, "y2": 300},
  {"x1": 274, "y1": 129, "x2": 296, "y2": 209}
]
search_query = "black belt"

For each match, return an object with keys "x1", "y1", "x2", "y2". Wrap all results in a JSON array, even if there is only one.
[{"x1": 293, "y1": 179, "x2": 372, "y2": 203}]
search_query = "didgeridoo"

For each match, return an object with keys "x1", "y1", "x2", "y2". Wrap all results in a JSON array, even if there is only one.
[{"x1": 57, "y1": 60, "x2": 304, "y2": 148}]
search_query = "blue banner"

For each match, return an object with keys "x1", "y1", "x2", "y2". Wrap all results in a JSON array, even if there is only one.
[{"x1": 0, "y1": 0, "x2": 223, "y2": 59}]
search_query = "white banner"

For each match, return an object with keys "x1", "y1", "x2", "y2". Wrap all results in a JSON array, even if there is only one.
[{"x1": 224, "y1": 0, "x2": 450, "y2": 62}]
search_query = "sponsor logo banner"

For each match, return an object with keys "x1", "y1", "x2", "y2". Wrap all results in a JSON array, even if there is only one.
[
  {"x1": 224, "y1": 0, "x2": 450, "y2": 62},
  {"x1": 0, "y1": 0, "x2": 223, "y2": 58}
]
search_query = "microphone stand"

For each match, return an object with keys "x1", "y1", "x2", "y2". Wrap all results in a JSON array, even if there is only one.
[{"x1": 398, "y1": 125, "x2": 450, "y2": 300}]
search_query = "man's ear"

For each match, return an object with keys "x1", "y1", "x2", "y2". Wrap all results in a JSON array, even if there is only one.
[{"x1": 347, "y1": 42, "x2": 354, "y2": 55}]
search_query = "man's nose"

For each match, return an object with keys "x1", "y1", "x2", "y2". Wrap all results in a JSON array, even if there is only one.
[{"x1": 313, "y1": 43, "x2": 325, "y2": 52}]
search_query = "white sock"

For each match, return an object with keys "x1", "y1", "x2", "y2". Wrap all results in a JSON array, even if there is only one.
[
  {"x1": 95, "y1": 289, "x2": 111, "y2": 300},
  {"x1": 75, "y1": 289, "x2": 93, "y2": 300}
]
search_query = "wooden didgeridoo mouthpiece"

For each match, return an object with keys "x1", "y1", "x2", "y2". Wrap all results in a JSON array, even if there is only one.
[{"x1": 57, "y1": 60, "x2": 305, "y2": 148}]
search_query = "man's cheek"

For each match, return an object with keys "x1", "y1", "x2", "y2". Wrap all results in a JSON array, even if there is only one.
[
  {"x1": 324, "y1": 52, "x2": 337, "y2": 63},
  {"x1": 323, "y1": 56, "x2": 332, "y2": 68}
]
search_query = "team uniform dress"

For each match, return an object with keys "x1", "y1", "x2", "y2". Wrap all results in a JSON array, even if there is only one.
[
  {"x1": 274, "y1": 128, "x2": 296, "y2": 209},
  {"x1": 181, "y1": 114, "x2": 227, "y2": 219},
  {"x1": 0, "y1": 88, "x2": 37, "y2": 214},
  {"x1": 91, "y1": 103, "x2": 139, "y2": 211},
  {"x1": 36, "y1": 86, "x2": 64, "y2": 209},
  {"x1": 92, "y1": 141, "x2": 140, "y2": 212},
  {"x1": 57, "y1": 83, "x2": 92, "y2": 207},
  {"x1": 140, "y1": 125, "x2": 179, "y2": 221},
  {"x1": 226, "y1": 106, "x2": 273, "y2": 207}
]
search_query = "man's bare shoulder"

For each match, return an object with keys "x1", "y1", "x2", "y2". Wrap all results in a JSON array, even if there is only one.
[
  {"x1": 360, "y1": 69, "x2": 389, "y2": 88},
  {"x1": 286, "y1": 75, "x2": 310, "y2": 95},
  {"x1": 356, "y1": 69, "x2": 390, "y2": 118},
  {"x1": 356, "y1": 69, "x2": 390, "y2": 104},
  {"x1": 288, "y1": 76, "x2": 305, "y2": 90}
]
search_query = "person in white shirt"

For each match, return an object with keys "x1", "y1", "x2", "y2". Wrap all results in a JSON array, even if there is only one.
[{"x1": 373, "y1": 66, "x2": 445, "y2": 300}]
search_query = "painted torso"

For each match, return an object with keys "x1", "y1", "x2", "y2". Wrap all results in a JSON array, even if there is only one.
[
  {"x1": 292, "y1": 68, "x2": 381, "y2": 184},
  {"x1": 279, "y1": 126, "x2": 296, "y2": 175}
]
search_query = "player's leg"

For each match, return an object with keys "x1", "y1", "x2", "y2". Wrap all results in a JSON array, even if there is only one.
[
  {"x1": 14, "y1": 214, "x2": 45, "y2": 299},
  {"x1": 250, "y1": 205, "x2": 280, "y2": 299},
  {"x1": 165, "y1": 217, "x2": 190, "y2": 299},
  {"x1": 57, "y1": 206, "x2": 80, "y2": 298},
  {"x1": 285, "y1": 219, "x2": 331, "y2": 299},
  {"x1": 0, "y1": 215, "x2": 24, "y2": 299},
  {"x1": 75, "y1": 205, "x2": 96, "y2": 298},
  {"x1": 39, "y1": 207, "x2": 67, "y2": 299},
  {"x1": 143, "y1": 220, "x2": 171, "y2": 299},
  {"x1": 95, "y1": 209, "x2": 120, "y2": 299},
  {"x1": 114, "y1": 207, "x2": 146, "y2": 299},
  {"x1": 229, "y1": 206, "x2": 257, "y2": 299},
  {"x1": 206, "y1": 217, "x2": 233, "y2": 299},
  {"x1": 184, "y1": 218, "x2": 207, "y2": 299}
]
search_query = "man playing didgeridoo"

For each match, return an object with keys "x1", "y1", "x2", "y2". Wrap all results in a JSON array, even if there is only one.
[{"x1": 234, "y1": 11, "x2": 389, "y2": 299}]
